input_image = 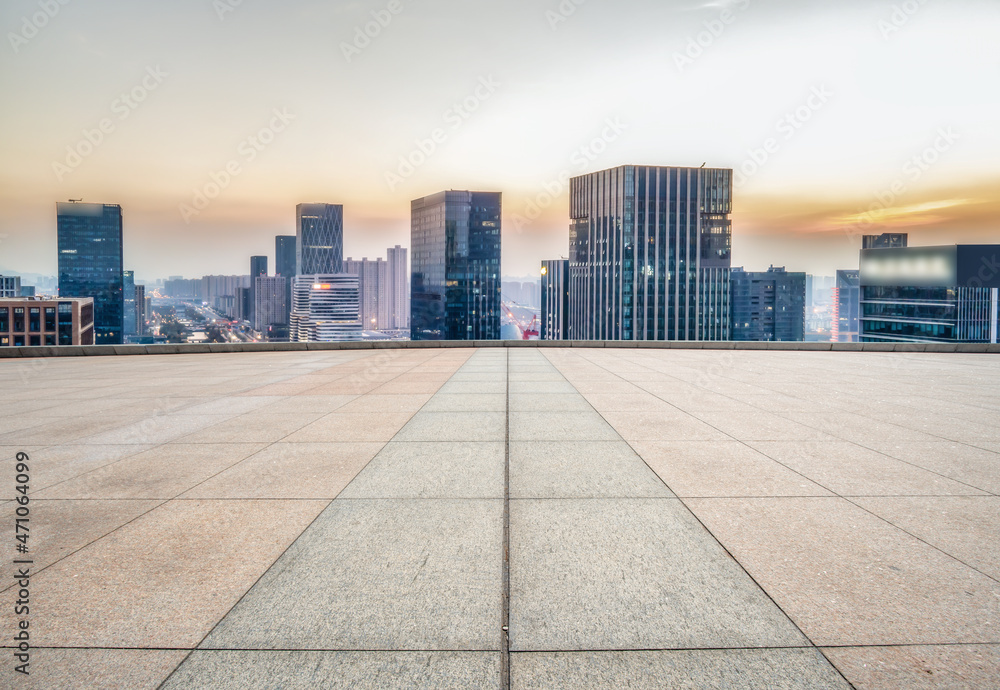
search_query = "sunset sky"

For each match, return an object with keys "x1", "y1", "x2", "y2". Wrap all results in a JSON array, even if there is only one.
[{"x1": 1, "y1": 0, "x2": 998, "y2": 281}]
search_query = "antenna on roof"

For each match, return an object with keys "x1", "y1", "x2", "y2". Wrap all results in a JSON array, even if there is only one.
[{"x1": 700, "y1": 163, "x2": 706, "y2": 168}]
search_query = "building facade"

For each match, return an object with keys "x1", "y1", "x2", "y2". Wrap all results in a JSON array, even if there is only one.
[
  {"x1": 296, "y1": 204, "x2": 344, "y2": 275},
  {"x1": 833, "y1": 270, "x2": 860, "y2": 342},
  {"x1": 123, "y1": 270, "x2": 137, "y2": 337},
  {"x1": 0, "y1": 275, "x2": 22, "y2": 298},
  {"x1": 860, "y1": 245, "x2": 1000, "y2": 343},
  {"x1": 567, "y1": 165, "x2": 732, "y2": 341},
  {"x1": 386, "y1": 245, "x2": 409, "y2": 330},
  {"x1": 344, "y1": 257, "x2": 391, "y2": 332},
  {"x1": 0, "y1": 297, "x2": 94, "y2": 347},
  {"x1": 57, "y1": 202, "x2": 124, "y2": 344},
  {"x1": 276, "y1": 235, "x2": 297, "y2": 325},
  {"x1": 730, "y1": 266, "x2": 806, "y2": 342},
  {"x1": 290, "y1": 275, "x2": 362, "y2": 342},
  {"x1": 411, "y1": 191, "x2": 501, "y2": 341},
  {"x1": 540, "y1": 259, "x2": 569, "y2": 341},
  {"x1": 254, "y1": 276, "x2": 289, "y2": 332},
  {"x1": 863, "y1": 233, "x2": 908, "y2": 250}
]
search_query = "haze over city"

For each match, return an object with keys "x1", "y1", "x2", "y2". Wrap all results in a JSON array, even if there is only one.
[{"x1": 1, "y1": 0, "x2": 998, "y2": 280}]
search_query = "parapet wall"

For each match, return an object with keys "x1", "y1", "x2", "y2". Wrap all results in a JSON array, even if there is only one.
[{"x1": 1, "y1": 340, "x2": 998, "y2": 359}]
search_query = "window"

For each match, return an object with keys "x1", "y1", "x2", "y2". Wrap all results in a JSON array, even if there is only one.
[
  {"x1": 29, "y1": 335, "x2": 40, "y2": 346},
  {"x1": 45, "y1": 334, "x2": 56, "y2": 346},
  {"x1": 29, "y1": 308, "x2": 40, "y2": 332},
  {"x1": 13, "y1": 308, "x2": 24, "y2": 332},
  {"x1": 0, "y1": 308, "x2": 7, "y2": 332},
  {"x1": 45, "y1": 307, "x2": 56, "y2": 331}
]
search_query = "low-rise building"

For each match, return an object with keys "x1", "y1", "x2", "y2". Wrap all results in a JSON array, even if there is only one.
[{"x1": 0, "y1": 297, "x2": 95, "y2": 347}]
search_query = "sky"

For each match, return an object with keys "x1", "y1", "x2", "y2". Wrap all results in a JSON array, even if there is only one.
[{"x1": 1, "y1": 0, "x2": 998, "y2": 282}]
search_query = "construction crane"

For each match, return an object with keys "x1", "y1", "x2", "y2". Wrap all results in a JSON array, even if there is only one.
[{"x1": 501, "y1": 300, "x2": 540, "y2": 340}]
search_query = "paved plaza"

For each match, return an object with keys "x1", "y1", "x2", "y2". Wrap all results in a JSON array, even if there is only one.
[{"x1": 1, "y1": 347, "x2": 999, "y2": 688}]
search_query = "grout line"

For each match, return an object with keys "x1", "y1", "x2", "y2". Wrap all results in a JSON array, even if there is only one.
[{"x1": 500, "y1": 348, "x2": 512, "y2": 690}]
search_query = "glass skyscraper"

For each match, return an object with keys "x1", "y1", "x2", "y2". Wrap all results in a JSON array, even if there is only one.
[
  {"x1": 296, "y1": 204, "x2": 344, "y2": 276},
  {"x1": 730, "y1": 266, "x2": 806, "y2": 342},
  {"x1": 57, "y1": 202, "x2": 124, "y2": 345},
  {"x1": 568, "y1": 165, "x2": 732, "y2": 341},
  {"x1": 411, "y1": 191, "x2": 501, "y2": 341}
]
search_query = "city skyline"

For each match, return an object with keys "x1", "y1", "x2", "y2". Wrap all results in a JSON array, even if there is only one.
[{"x1": 2, "y1": 0, "x2": 999, "y2": 281}]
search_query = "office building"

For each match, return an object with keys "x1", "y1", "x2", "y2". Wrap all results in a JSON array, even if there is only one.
[
  {"x1": 345, "y1": 257, "x2": 390, "y2": 332},
  {"x1": 254, "y1": 276, "x2": 288, "y2": 333},
  {"x1": 123, "y1": 271, "x2": 137, "y2": 336},
  {"x1": 567, "y1": 165, "x2": 732, "y2": 341},
  {"x1": 411, "y1": 191, "x2": 501, "y2": 341},
  {"x1": 387, "y1": 245, "x2": 409, "y2": 330},
  {"x1": 1, "y1": 275, "x2": 22, "y2": 298},
  {"x1": 57, "y1": 202, "x2": 124, "y2": 344},
  {"x1": 290, "y1": 275, "x2": 362, "y2": 342},
  {"x1": 20, "y1": 286, "x2": 36, "y2": 298},
  {"x1": 296, "y1": 204, "x2": 344, "y2": 275},
  {"x1": 860, "y1": 244, "x2": 1000, "y2": 343},
  {"x1": 863, "y1": 233, "x2": 908, "y2": 250},
  {"x1": 276, "y1": 235, "x2": 297, "y2": 324},
  {"x1": 540, "y1": 260, "x2": 569, "y2": 341},
  {"x1": 730, "y1": 266, "x2": 806, "y2": 342},
  {"x1": 833, "y1": 270, "x2": 861, "y2": 342},
  {"x1": 135, "y1": 285, "x2": 147, "y2": 335},
  {"x1": 0, "y1": 297, "x2": 94, "y2": 347},
  {"x1": 235, "y1": 287, "x2": 251, "y2": 323}
]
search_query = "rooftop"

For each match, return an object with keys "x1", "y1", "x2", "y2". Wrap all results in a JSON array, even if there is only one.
[{"x1": 2, "y1": 346, "x2": 999, "y2": 688}]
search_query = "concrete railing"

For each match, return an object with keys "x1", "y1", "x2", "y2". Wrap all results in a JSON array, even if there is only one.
[{"x1": 0, "y1": 340, "x2": 998, "y2": 359}]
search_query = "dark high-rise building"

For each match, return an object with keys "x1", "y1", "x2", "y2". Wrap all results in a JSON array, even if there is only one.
[
  {"x1": 123, "y1": 270, "x2": 137, "y2": 336},
  {"x1": 248, "y1": 256, "x2": 268, "y2": 326},
  {"x1": 730, "y1": 266, "x2": 806, "y2": 342},
  {"x1": 863, "y1": 233, "x2": 908, "y2": 250},
  {"x1": 57, "y1": 202, "x2": 124, "y2": 344},
  {"x1": 276, "y1": 235, "x2": 297, "y2": 326},
  {"x1": 251, "y1": 256, "x2": 268, "y2": 279},
  {"x1": 296, "y1": 204, "x2": 344, "y2": 275},
  {"x1": 860, "y1": 245, "x2": 999, "y2": 343},
  {"x1": 568, "y1": 165, "x2": 732, "y2": 341},
  {"x1": 135, "y1": 284, "x2": 146, "y2": 335},
  {"x1": 833, "y1": 270, "x2": 861, "y2": 342},
  {"x1": 541, "y1": 259, "x2": 569, "y2": 341},
  {"x1": 411, "y1": 191, "x2": 501, "y2": 341}
]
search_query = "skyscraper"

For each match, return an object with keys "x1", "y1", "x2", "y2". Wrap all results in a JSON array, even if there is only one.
[
  {"x1": 276, "y1": 235, "x2": 297, "y2": 327},
  {"x1": 123, "y1": 270, "x2": 137, "y2": 336},
  {"x1": 344, "y1": 257, "x2": 390, "y2": 332},
  {"x1": 860, "y1": 244, "x2": 1000, "y2": 343},
  {"x1": 567, "y1": 165, "x2": 732, "y2": 341},
  {"x1": 296, "y1": 204, "x2": 344, "y2": 275},
  {"x1": 57, "y1": 202, "x2": 124, "y2": 344},
  {"x1": 833, "y1": 270, "x2": 861, "y2": 342},
  {"x1": 730, "y1": 266, "x2": 806, "y2": 342},
  {"x1": 386, "y1": 245, "x2": 409, "y2": 331},
  {"x1": 135, "y1": 284, "x2": 146, "y2": 335},
  {"x1": 249, "y1": 256, "x2": 268, "y2": 325},
  {"x1": 541, "y1": 259, "x2": 569, "y2": 341},
  {"x1": 290, "y1": 275, "x2": 362, "y2": 342},
  {"x1": 411, "y1": 191, "x2": 501, "y2": 341},
  {"x1": 254, "y1": 275, "x2": 288, "y2": 333},
  {"x1": 251, "y1": 256, "x2": 268, "y2": 279}
]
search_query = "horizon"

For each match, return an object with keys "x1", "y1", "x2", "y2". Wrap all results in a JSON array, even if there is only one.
[{"x1": 2, "y1": 0, "x2": 998, "y2": 281}]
